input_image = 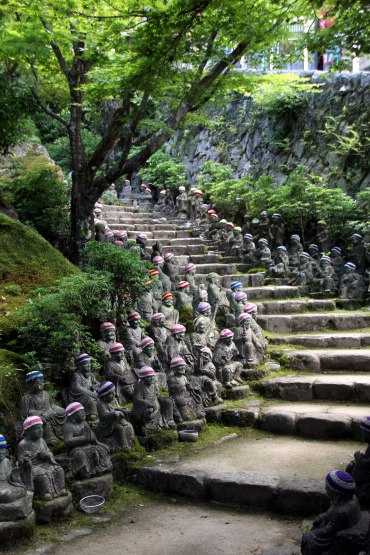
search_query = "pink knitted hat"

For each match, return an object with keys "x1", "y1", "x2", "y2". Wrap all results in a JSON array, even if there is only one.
[
  {"x1": 163, "y1": 253, "x2": 174, "y2": 261},
  {"x1": 177, "y1": 281, "x2": 190, "y2": 289},
  {"x1": 153, "y1": 256, "x2": 164, "y2": 264},
  {"x1": 170, "y1": 357, "x2": 186, "y2": 367},
  {"x1": 109, "y1": 342, "x2": 125, "y2": 353},
  {"x1": 184, "y1": 263, "x2": 196, "y2": 272},
  {"x1": 244, "y1": 302, "x2": 257, "y2": 313},
  {"x1": 219, "y1": 329, "x2": 234, "y2": 339},
  {"x1": 140, "y1": 337, "x2": 154, "y2": 349},
  {"x1": 235, "y1": 291, "x2": 247, "y2": 302},
  {"x1": 100, "y1": 322, "x2": 115, "y2": 331},
  {"x1": 128, "y1": 312, "x2": 141, "y2": 321},
  {"x1": 171, "y1": 324, "x2": 186, "y2": 334},
  {"x1": 200, "y1": 347, "x2": 212, "y2": 357},
  {"x1": 23, "y1": 416, "x2": 43, "y2": 430},
  {"x1": 137, "y1": 366, "x2": 155, "y2": 378},
  {"x1": 65, "y1": 402, "x2": 84, "y2": 417},
  {"x1": 238, "y1": 313, "x2": 252, "y2": 324},
  {"x1": 151, "y1": 312, "x2": 165, "y2": 320}
]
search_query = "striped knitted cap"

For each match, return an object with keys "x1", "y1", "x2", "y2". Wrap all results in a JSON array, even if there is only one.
[
  {"x1": 352, "y1": 233, "x2": 363, "y2": 240},
  {"x1": 100, "y1": 322, "x2": 116, "y2": 331},
  {"x1": 153, "y1": 256, "x2": 164, "y2": 264},
  {"x1": 230, "y1": 281, "x2": 242, "y2": 290},
  {"x1": 291, "y1": 234, "x2": 300, "y2": 241},
  {"x1": 200, "y1": 289, "x2": 208, "y2": 298},
  {"x1": 331, "y1": 247, "x2": 342, "y2": 255},
  {"x1": 104, "y1": 230, "x2": 114, "y2": 237},
  {"x1": 177, "y1": 281, "x2": 190, "y2": 289},
  {"x1": 25, "y1": 370, "x2": 44, "y2": 384},
  {"x1": 219, "y1": 329, "x2": 234, "y2": 339},
  {"x1": 161, "y1": 291, "x2": 173, "y2": 301},
  {"x1": 128, "y1": 312, "x2": 141, "y2": 321},
  {"x1": 151, "y1": 312, "x2": 165, "y2": 321},
  {"x1": 258, "y1": 238, "x2": 268, "y2": 246},
  {"x1": 163, "y1": 252, "x2": 174, "y2": 261},
  {"x1": 117, "y1": 231, "x2": 127, "y2": 238},
  {"x1": 309, "y1": 244, "x2": 319, "y2": 251},
  {"x1": 0, "y1": 434, "x2": 8, "y2": 449},
  {"x1": 325, "y1": 470, "x2": 356, "y2": 497},
  {"x1": 207, "y1": 209, "x2": 216, "y2": 215},
  {"x1": 360, "y1": 416, "x2": 370, "y2": 432},
  {"x1": 345, "y1": 262, "x2": 356, "y2": 271},
  {"x1": 98, "y1": 381, "x2": 115, "y2": 397},
  {"x1": 140, "y1": 337, "x2": 154, "y2": 349},
  {"x1": 149, "y1": 269, "x2": 159, "y2": 277},
  {"x1": 114, "y1": 241, "x2": 124, "y2": 246},
  {"x1": 320, "y1": 255, "x2": 331, "y2": 263},
  {"x1": 23, "y1": 416, "x2": 43, "y2": 430},
  {"x1": 244, "y1": 234, "x2": 253, "y2": 240},
  {"x1": 171, "y1": 324, "x2": 186, "y2": 334},
  {"x1": 194, "y1": 189, "x2": 203, "y2": 196},
  {"x1": 75, "y1": 353, "x2": 91, "y2": 365},
  {"x1": 184, "y1": 263, "x2": 196, "y2": 272},
  {"x1": 207, "y1": 272, "x2": 220, "y2": 279},
  {"x1": 235, "y1": 291, "x2": 247, "y2": 301},
  {"x1": 112, "y1": 230, "x2": 121, "y2": 236},
  {"x1": 277, "y1": 245, "x2": 287, "y2": 252},
  {"x1": 244, "y1": 302, "x2": 257, "y2": 313},
  {"x1": 65, "y1": 402, "x2": 84, "y2": 417},
  {"x1": 226, "y1": 222, "x2": 234, "y2": 228},
  {"x1": 109, "y1": 342, "x2": 125, "y2": 353},
  {"x1": 299, "y1": 251, "x2": 310, "y2": 259},
  {"x1": 272, "y1": 213, "x2": 281, "y2": 218},
  {"x1": 219, "y1": 219, "x2": 227, "y2": 224},
  {"x1": 200, "y1": 347, "x2": 213, "y2": 357},
  {"x1": 138, "y1": 233, "x2": 148, "y2": 240},
  {"x1": 170, "y1": 357, "x2": 186, "y2": 368},
  {"x1": 137, "y1": 366, "x2": 155, "y2": 378},
  {"x1": 210, "y1": 213, "x2": 218, "y2": 219},
  {"x1": 238, "y1": 312, "x2": 252, "y2": 324},
  {"x1": 197, "y1": 302, "x2": 211, "y2": 313}
]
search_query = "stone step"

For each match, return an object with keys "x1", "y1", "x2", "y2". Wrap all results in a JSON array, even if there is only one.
[
  {"x1": 221, "y1": 274, "x2": 266, "y2": 288},
  {"x1": 189, "y1": 254, "x2": 221, "y2": 264},
  {"x1": 256, "y1": 299, "x2": 336, "y2": 314},
  {"x1": 186, "y1": 263, "x2": 237, "y2": 276},
  {"x1": 126, "y1": 230, "x2": 187, "y2": 240},
  {"x1": 261, "y1": 374, "x2": 370, "y2": 402},
  {"x1": 273, "y1": 348, "x2": 370, "y2": 373},
  {"x1": 257, "y1": 312, "x2": 370, "y2": 333},
  {"x1": 108, "y1": 222, "x2": 192, "y2": 232},
  {"x1": 157, "y1": 245, "x2": 207, "y2": 256},
  {"x1": 242, "y1": 285, "x2": 302, "y2": 300},
  {"x1": 105, "y1": 217, "x2": 156, "y2": 225},
  {"x1": 136, "y1": 433, "x2": 363, "y2": 515},
  {"x1": 269, "y1": 332, "x2": 370, "y2": 349},
  {"x1": 102, "y1": 207, "x2": 152, "y2": 215}
]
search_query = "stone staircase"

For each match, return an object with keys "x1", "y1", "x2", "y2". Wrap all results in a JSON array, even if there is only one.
[{"x1": 103, "y1": 204, "x2": 370, "y2": 522}]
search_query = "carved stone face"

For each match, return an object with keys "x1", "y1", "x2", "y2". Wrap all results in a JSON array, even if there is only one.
[
  {"x1": 203, "y1": 309, "x2": 211, "y2": 318},
  {"x1": 240, "y1": 319, "x2": 251, "y2": 329},
  {"x1": 201, "y1": 352, "x2": 211, "y2": 362},
  {"x1": 250, "y1": 310, "x2": 257, "y2": 321},
  {"x1": 182, "y1": 287, "x2": 190, "y2": 294},
  {"x1": 271, "y1": 215, "x2": 279, "y2": 223},
  {"x1": 78, "y1": 360, "x2": 92, "y2": 376},
  {"x1": 154, "y1": 317, "x2": 165, "y2": 327},
  {"x1": 223, "y1": 337, "x2": 233, "y2": 346},
  {"x1": 103, "y1": 391, "x2": 115, "y2": 403},
  {"x1": 72, "y1": 409, "x2": 86, "y2": 423},
  {"x1": 174, "y1": 331, "x2": 185, "y2": 341},
  {"x1": 111, "y1": 350, "x2": 124, "y2": 362},
  {"x1": 162, "y1": 297, "x2": 173, "y2": 307},
  {"x1": 130, "y1": 318, "x2": 141, "y2": 328},
  {"x1": 187, "y1": 268, "x2": 196, "y2": 275},
  {"x1": 232, "y1": 286, "x2": 242, "y2": 293},
  {"x1": 142, "y1": 375, "x2": 155, "y2": 386},
  {"x1": 31, "y1": 379, "x2": 45, "y2": 392},
  {"x1": 0, "y1": 448, "x2": 7, "y2": 462},
  {"x1": 143, "y1": 344, "x2": 154, "y2": 357},
  {"x1": 27, "y1": 424, "x2": 44, "y2": 440},
  {"x1": 101, "y1": 328, "x2": 116, "y2": 343},
  {"x1": 195, "y1": 321, "x2": 206, "y2": 333},
  {"x1": 174, "y1": 365, "x2": 186, "y2": 375}
]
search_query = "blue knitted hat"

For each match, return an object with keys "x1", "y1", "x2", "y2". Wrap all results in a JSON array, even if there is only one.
[
  {"x1": 230, "y1": 281, "x2": 242, "y2": 290},
  {"x1": 325, "y1": 470, "x2": 356, "y2": 497},
  {"x1": 98, "y1": 381, "x2": 115, "y2": 397},
  {"x1": 360, "y1": 416, "x2": 370, "y2": 432},
  {"x1": 25, "y1": 371, "x2": 44, "y2": 384},
  {"x1": 0, "y1": 434, "x2": 7, "y2": 449}
]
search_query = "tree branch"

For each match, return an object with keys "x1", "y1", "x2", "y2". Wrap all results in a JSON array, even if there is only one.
[
  {"x1": 30, "y1": 65, "x2": 69, "y2": 128},
  {"x1": 40, "y1": 17, "x2": 70, "y2": 80}
]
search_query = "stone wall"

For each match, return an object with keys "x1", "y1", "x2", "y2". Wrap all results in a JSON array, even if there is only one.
[{"x1": 169, "y1": 71, "x2": 370, "y2": 194}]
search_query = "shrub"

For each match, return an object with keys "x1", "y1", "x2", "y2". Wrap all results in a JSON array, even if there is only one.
[{"x1": 139, "y1": 149, "x2": 188, "y2": 189}]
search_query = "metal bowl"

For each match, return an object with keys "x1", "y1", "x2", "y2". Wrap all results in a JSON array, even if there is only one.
[
  {"x1": 178, "y1": 430, "x2": 199, "y2": 442},
  {"x1": 267, "y1": 362, "x2": 280, "y2": 371},
  {"x1": 79, "y1": 495, "x2": 105, "y2": 514}
]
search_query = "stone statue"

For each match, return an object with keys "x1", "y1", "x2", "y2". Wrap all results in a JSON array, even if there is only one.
[
  {"x1": 308, "y1": 244, "x2": 321, "y2": 277},
  {"x1": 152, "y1": 256, "x2": 172, "y2": 293},
  {"x1": 136, "y1": 281, "x2": 154, "y2": 321},
  {"x1": 331, "y1": 247, "x2": 345, "y2": 280},
  {"x1": 147, "y1": 312, "x2": 169, "y2": 364},
  {"x1": 136, "y1": 233, "x2": 148, "y2": 260},
  {"x1": 176, "y1": 186, "x2": 190, "y2": 218},
  {"x1": 192, "y1": 287, "x2": 208, "y2": 319},
  {"x1": 149, "y1": 269, "x2": 163, "y2": 311},
  {"x1": 269, "y1": 213, "x2": 285, "y2": 250},
  {"x1": 167, "y1": 358, "x2": 205, "y2": 422},
  {"x1": 243, "y1": 302, "x2": 268, "y2": 351},
  {"x1": 301, "y1": 470, "x2": 370, "y2": 555},
  {"x1": 266, "y1": 245, "x2": 290, "y2": 278},
  {"x1": 207, "y1": 273, "x2": 229, "y2": 317},
  {"x1": 257, "y1": 211, "x2": 270, "y2": 242},
  {"x1": 349, "y1": 233, "x2": 366, "y2": 275},
  {"x1": 213, "y1": 329, "x2": 243, "y2": 389},
  {"x1": 289, "y1": 234, "x2": 303, "y2": 269},
  {"x1": 159, "y1": 292, "x2": 179, "y2": 330},
  {"x1": 21, "y1": 371, "x2": 65, "y2": 445},
  {"x1": 67, "y1": 354, "x2": 99, "y2": 421},
  {"x1": 184, "y1": 262, "x2": 198, "y2": 297},
  {"x1": 255, "y1": 238, "x2": 272, "y2": 268},
  {"x1": 346, "y1": 416, "x2": 370, "y2": 508},
  {"x1": 175, "y1": 280, "x2": 193, "y2": 310},
  {"x1": 97, "y1": 322, "x2": 117, "y2": 363},
  {"x1": 227, "y1": 226, "x2": 243, "y2": 257},
  {"x1": 18, "y1": 417, "x2": 67, "y2": 501},
  {"x1": 121, "y1": 312, "x2": 146, "y2": 364},
  {"x1": 64, "y1": 403, "x2": 112, "y2": 479},
  {"x1": 106, "y1": 343, "x2": 137, "y2": 404},
  {"x1": 289, "y1": 252, "x2": 314, "y2": 286},
  {"x1": 151, "y1": 241, "x2": 163, "y2": 262},
  {"x1": 195, "y1": 302, "x2": 219, "y2": 349},
  {"x1": 0, "y1": 434, "x2": 33, "y2": 526},
  {"x1": 134, "y1": 337, "x2": 167, "y2": 389},
  {"x1": 194, "y1": 347, "x2": 223, "y2": 406},
  {"x1": 191, "y1": 316, "x2": 211, "y2": 355},
  {"x1": 96, "y1": 382, "x2": 135, "y2": 453},
  {"x1": 163, "y1": 253, "x2": 180, "y2": 291},
  {"x1": 234, "y1": 313, "x2": 265, "y2": 367},
  {"x1": 165, "y1": 324, "x2": 194, "y2": 369},
  {"x1": 242, "y1": 234, "x2": 257, "y2": 265},
  {"x1": 340, "y1": 262, "x2": 367, "y2": 299},
  {"x1": 313, "y1": 255, "x2": 337, "y2": 295},
  {"x1": 316, "y1": 220, "x2": 331, "y2": 253},
  {"x1": 132, "y1": 367, "x2": 175, "y2": 436}
]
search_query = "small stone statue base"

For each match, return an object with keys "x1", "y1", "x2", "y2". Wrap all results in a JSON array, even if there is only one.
[
  {"x1": 139, "y1": 430, "x2": 178, "y2": 452},
  {"x1": 72, "y1": 474, "x2": 113, "y2": 502},
  {"x1": 0, "y1": 511, "x2": 35, "y2": 544},
  {"x1": 34, "y1": 491, "x2": 73, "y2": 524},
  {"x1": 221, "y1": 385, "x2": 250, "y2": 400},
  {"x1": 177, "y1": 420, "x2": 206, "y2": 433}
]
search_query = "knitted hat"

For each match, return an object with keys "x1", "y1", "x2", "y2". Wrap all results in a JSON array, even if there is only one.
[
  {"x1": 320, "y1": 255, "x2": 331, "y2": 263},
  {"x1": 207, "y1": 272, "x2": 220, "y2": 279},
  {"x1": 159, "y1": 189, "x2": 166, "y2": 195},
  {"x1": 260, "y1": 211, "x2": 268, "y2": 217},
  {"x1": 325, "y1": 470, "x2": 356, "y2": 497},
  {"x1": 98, "y1": 381, "x2": 115, "y2": 397},
  {"x1": 219, "y1": 329, "x2": 234, "y2": 339},
  {"x1": 170, "y1": 357, "x2": 186, "y2": 368},
  {"x1": 244, "y1": 234, "x2": 253, "y2": 240},
  {"x1": 137, "y1": 366, "x2": 155, "y2": 378},
  {"x1": 117, "y1": 231, "x2": 127, "y2": 238},
  {"x1": 331, "y1": 247, "x2": 342, "y2": 255},
  {"x1": 112, "y1": 230, "x2": 121, "y2": 236},
  {"x1": 207, "y1": 209, "x2": 216, "y2": 215},
  {"x1": 258, "y1": 238, "x2": 268, "y2": 246},
  {"x1": 219, "y1": 219, "x2": 227, "y2": 224},
  {"x1": 0, "y1": 434, "x2": 7, "y2": 449},
  {"x1": 75, "y1": 353, "x2": 91, "y2": 365},
  {"x1": 352, "y1": 233, "x2": 363, "y2": 240},
  {"x1": 151, "y1": 312, "x2": 165, "y2": 321},
  {"x1": 23, "y1": 416, "x2": 43, "y2": 430},
  {"x1": 140, "y1": 337, "x2": 154, "y2": 349},
  {"x1": 109, "y1": 342, "x2": 125, "y2": 353},
  {"x1": 65, "y1": 402, "x2": 84, "y2": 417},
  {"x1": 100, "y1": 322, "x2": 116, "y2": 331},
  {"x1": 161, "y1": 291, "x2": 173, "y2": 301},
  {"x1": 153, "y1": 256, "x2": 164, "y2": 264},
  {"x1": 171, "y1": 324, "x2": 186, "y2": 334},
  {"x1": 277, "y1": 246, "x2": 287, "y2": 252},
  {"x1": 299, "y1": 251, "x2": 310, "y2": 259},
  {"x1": 244, "y1": 302, "x2": 257, "y2": 313},
  {"x1": 104, "y1": 230, "x2": 114, "y2": 237},
  {"x1": 138, "y1": 233, "x2": 148, "y2": 240},
  {"x1": 200, "y1": 289, "x2": 208, "y2": 298},
  {"x1": 210, "y1": 213, "x2": 218, "y2": 219},
  {"x1": 272, "y1": 213, "x2": 281, "y2": 218},
  {"x1": 114, "y1": 241, "x2": 124, "y2": 246},
  {"x1": 238, "y1": 312, "x2": 252, "y2": 324},
  {"x1": 197, "y1": 302, "x2": 211, "y2": 313},
  {"x1": 177, "y1": 281, "x2": 190, "y2": 289},
  {"x1": 291, "y1": 234, "x2": 300, "y2": 242},
  {"x1": 360, "y1": 416, "x2": 370, "y2": 432},
  {"x1": 230, "y1": 281, "x2": 242, "y2": 290},
  {"x1": 163, "y1": 253, "x2": 174, "y2": 261},
  {"x1": 194, "y1": 189, "x2": 203, "y2": 196},
  {"x1": 149, "y1": 269, "x2": 159, "y2": 276},
  {"x1": 179, "y1": 186, "x2": 186, "y2": 192},
  {"x1": 235, "y1": 291, "x2": 247, "y2": 301},
  {"x1": 200, "y1": 347, "x2": 212, "y2": 357},
  {"x1": 25, "y1": 370, "x2": 44, "y2": 384},
  {"x1": 128, "y1": 312, "x2": 141, "y2": 321},
  {"x1": 309, "y1": 244, "x2": 319, "y2": 251},
  {"x1": 344, "y1": 262, "x2": 356, "y2": 271},
  {"x1": 94, "y1": 203, "x2": 102, "y2": 210},
  {"x1": 226, "y1": 222, "x2": 234, "y2": 229},
  {"x1": 234, "y1": 226, "x2": 242, "y2": 232},
  {"x1": 184, "y1": 263, "x2": 196, "y2": 272}
]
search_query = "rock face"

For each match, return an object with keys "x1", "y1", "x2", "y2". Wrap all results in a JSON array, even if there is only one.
[{"x1": 169, "y1": 72, "x2": 370, "y2": 193}]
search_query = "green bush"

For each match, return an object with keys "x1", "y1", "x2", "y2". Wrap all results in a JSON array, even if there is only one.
[{"x1": 139, "y1": 149, "x2": 188, "y2": 189}]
